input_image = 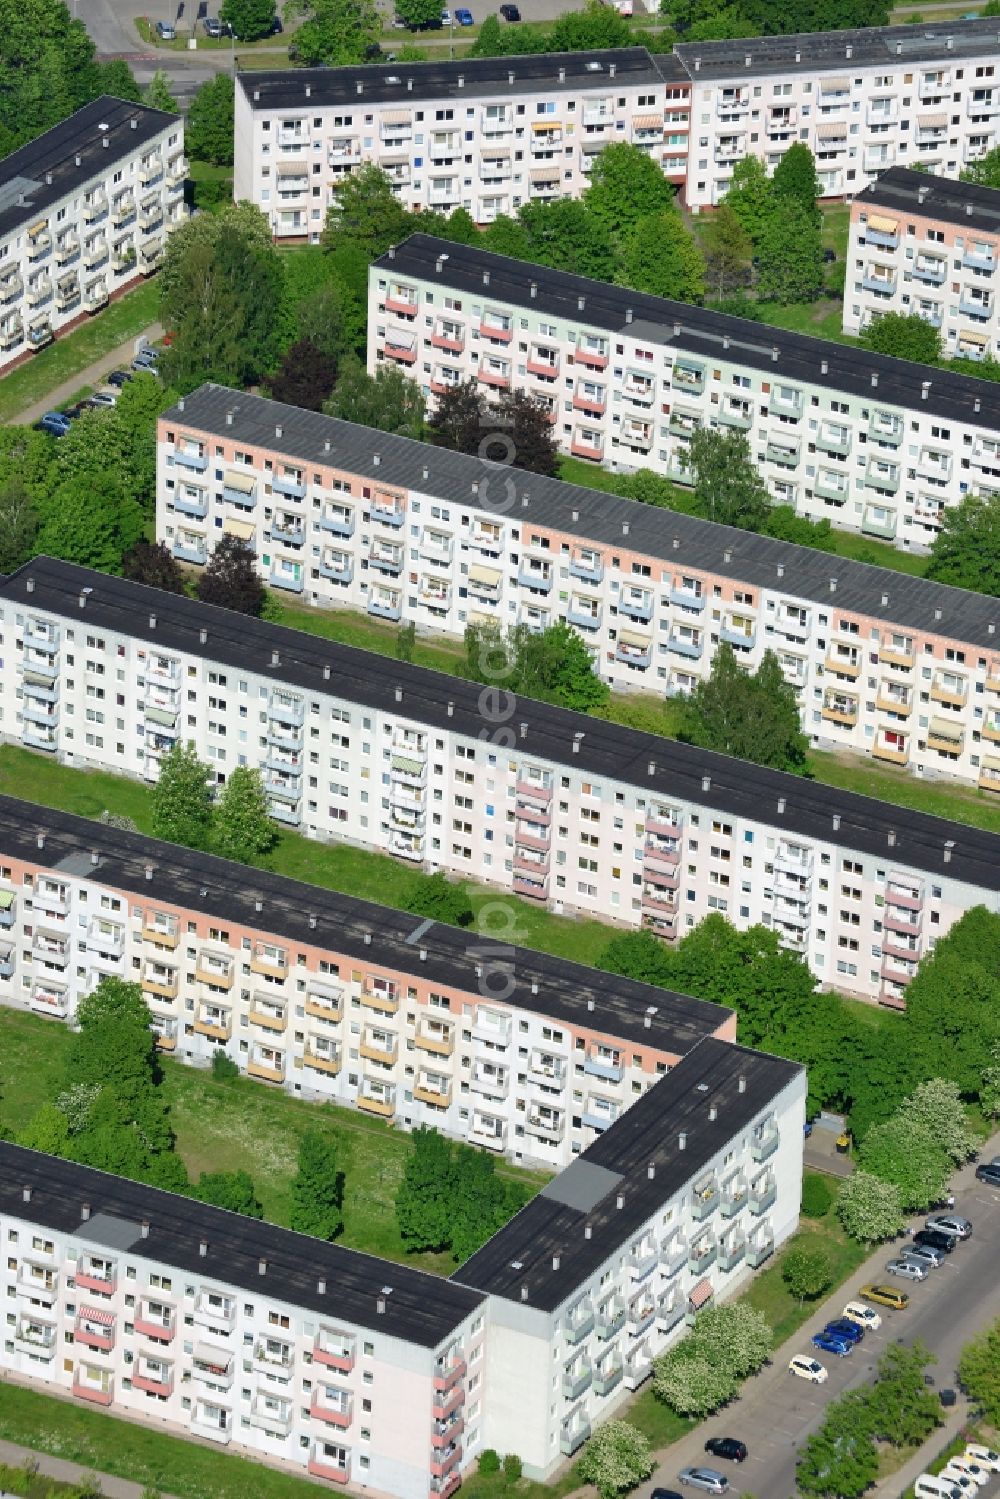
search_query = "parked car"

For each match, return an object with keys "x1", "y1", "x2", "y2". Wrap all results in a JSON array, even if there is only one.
[
  {"x1": 36, "y1": 411, "x2": 72, "y2": 437},
  {"x1": 440, "y1": 6, "x2": 452, "y2": 18},
  {"x1": 975, "y1": 1162, "x2": 1000, "y2": 1186},
  {"x1": 87, "y1": 388, "x2": 118, "y2": 409},
  {"x1": 940, "y1": 1468, "x2": 980, "y2": 1495},
  {"x1": 270, "y1": 14, "x2": 283, "y2": 31},
  {"x1": 860, "y1": 1283, "x2": 909, "y2": 1310},
  {"x1": 812, "y1": 1331, "x2": 854, "y2": 1356},
  {"x1": 925, "y1": 1214, "x2": 972, "y2": 1239},
  {"x1": 107, "y1": 368, "x2": 133, "y2": 388},
  {"x1": 678, "y1": 1470, "x2": 728, "y2": 1494},
  {"x1": 913, "y1": 1228, "x2": 957, "y2": 1253},
  {"x1": 704, "y1": 1438, "x2": 746, "y2": 1463},
  {"x1": 843, "y1": 1300, "x2": 881, "y2": 1330},
  {"x1": 903, "y1": 1243, "x2": 946, "y2": 1269},
  {"x1": 203, "y1": 15, "x2": 222, "y2": 34},
  {"x1": 500, "y1": 3, "x2": 521, "y2": 16},
  {"x1": 455, "y1": 6, "x2": 474, "y2": 20},
  {"x1": 789, "y1": 1355, "x2": 828, "y2": 1383},
  {"x1": 651, "y1": 1492, "x2": 684, "y2": 1499},
  {"x1": 964, "y1": 1446, "x2": 1000, "y2": 1473},
  {"x1": 155, "y1": 19, "x2": 176, "y2": 38},
  {"x1": 886, "y1": 1257, "x2": 928, "y2": 1281},
  {"x1": 62, "y1": 401, "x2": 90, "y2": 420},
  {"x1": 132, "y1": 348, "x2": 160, "y2": 372},
  {"x1": 823, "y1": 1318, "x2": 864, "y2": 1344},
  {"x1": 946, "y1": 1457, "x2": 990, "y2": 1487}
]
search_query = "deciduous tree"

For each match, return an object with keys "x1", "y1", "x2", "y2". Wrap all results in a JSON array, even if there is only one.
[
  {"x1": 396, "y1": 0, "x2": 442, "y2": 24},
  {"x1": 220, "y1": 0, "x2": 277, "y2": 39},
  {"x1": 723, "y1": 155, "x2": 773, "y2": 246},
  {"x1": 548, "y1": 0, "x2": 633, "y2": 50},
  {"x1": 463, "y1": 620, "x2": 610, "y2": 712},
  {"x1": 322, "y1": 165, "x2": 411, "y2": 258},
  {"x1": 267, "y1": 337, "x2": 338, "y2": 411},
  {"x1": 290, "y1": 1130, "x2": 344, "y2": 1239},
  {"x1": 902, "y1": 908, "x2": 1000, "y2": 1094},
  {"x1": 195, "y1": 534, "x2": 266, "y2": 616},
  {"x1": 688, "y1": 426, "x2": 771, "y2": 531},
  {"x1": 678, "y1": 644, "x2": 809, "y2": 774},
  {"x1": 596, "y1": 930, "x2": 676, "y2": 988},
  {"x1": 213, "y1": 767, "x2": 276, "y2": 864},
  {"x1": 195, "y1": 1169, "x2": 264, "y2": 1217},
  {"x1": 961, "y1": 144, "x2": 1000, "y2": 189},
  {"x1": 702, "y1": 204, "x2": 753, "y2": 300},
  {"x1": 585, "y1": 142, "x2": 674, "y2": 243},
  {"x1": 653, "y1": 1350, "x2": 736, "y2": 1416},
  {"x1": 403, "y1": 872, "x2": 475, "y2": 928},
  {"x1": 185, "y1": 73, "x2": 235, "y2": 166},
  {"x1": 958, "y1": 1318, "x2": 1000, "y2": 1426},
  {"x1": 578, "y1": 1424, "x2": 653, "y2": 1499},
  {"x1": 450, "y1": 1150, "x2": 525, "y2": 1263},
  {"x1": 925, "y1": 492, "x2": 1000, "y2": 596},
  {"x1": 621, "y1": 207, "x2": 706, "y2": 302},
  {"x1": 859, "y1": 1113, "x2": 950, "y2": 1210},
  {"x1": 151, "y1": 742, "x2": 215, "y2": 851},
  {"x1": 862, "y1": 311, "x2": 941, "y2": 364},
  {"x1": 866, "y1": 1342, "x2": 941, "y2": 1448},
  {"x1": 835, "y1": 1168, "x2": 905, "y2": 1244},
  {"x1": 756, "y1": 197, "x2": 824, "y2": 303},
  {"x1": 897, "y1": 1078, "x2": 978, "y2": 1165},
  {"x1": 0, "y1": 480, "x2": 39, "y2": 573},
  {"x1": 395, "y1": 1127, "x2": 454, "y2": 1252},
  {"x1": 796, "y1": 1395, "x2": 880, "y2": 1499},
  {"x1": 142, "y1": 70, "x2": 179, "y2": 113},
  {"x1": 287, "y1": 0, "x2": 381, "y2": 63},
  {"x1": 326, "y1": 356, "x2": 425, "y2": 439},
  {"x1": 122, "y1": 540, "x2": 187, "y2": 594},
  {"x1": 782, "y1": 1245, "x2": 833, "y2": 1304},
  {"x1": 772, "y1": 141, "x2": 820, "y2": 222}
]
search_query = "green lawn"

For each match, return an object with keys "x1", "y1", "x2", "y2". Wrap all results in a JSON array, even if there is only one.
[
  {"x1": 754, "y1": 296, "x2": 859, "y2": 345},
  {"x1": 0, "y1": 279, "x2": 161, "y2": 423},
  {"x1": 813, "y1": 749, "x2": 1000, "y2": 835},
  {"x1": 0, "y1": 1456, "x2": 101, "y2": 1498}
]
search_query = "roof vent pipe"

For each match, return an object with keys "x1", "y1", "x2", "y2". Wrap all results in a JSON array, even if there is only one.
[
  {"x1": 871, "y1": 372, "x2": 878, "y2": 388},
  {"x1": 318, "y1": 1278, "x2": 326, "y2": 1294},
  {"x1": 199, "y1": 1238, "x2": 208, "y2": 1257},
  {"x1": 625, "y1": 307, "x2": 633, "y2": 324},
  {"x1": 678, "y1": 1131, "x2": 687, "y2": 1149},
  {"x1": 323, "y1": 664, "x2": 331, "y2": 680},
  {"x1": 22, "y1": 1185, "x2": 31, "y2": 1203},
  {"x1": 921, "y1": 380, "x2": 931, "y2": 399},
  {"x1": 81, "y1": 1202, "x2": 91, "y2": 1221},
  {"x1": 701, "y1": 774, "x2": 711, "y2": 792},
  {"x1": 584, "y1": 1224, "x2": 592, "y2": 1239},
  {"x1": 738, "y1": 1076, "x2": 746, "y2": 1094},
  {"x1": 141, "y1": 1219, "x2": 150, "y2": 1238},
  {"x1": 90, "y1": 850, "x2": 99, "y2": 866},
  {"x1": 944, "y1": 839, "x2": 954, "y2": 864},
  {"x1": 145, "y1": 864, "x2": 154, "y2": 880},
  {"x1": 887, "y1": 829, "x2": 897, "y2": 847},
  {"x1": 552, "y1": 1253, "x2": 561, "y2": 1270},
  {"x1": 258, "y1": 1257, "x2": 267, "y2": 1276},
  {"x1": 199, "y1": 627, "x2": 208, "y2": 644},
  {"x1": 149, "y1": 613, "x2": 156, "y2": 629},
  {"x1": 821, "y1": 358, "x2": 828, "y2": 375},
  {"x1": 578, "y1": 295, "x2": 586, "y2": 311},
  {"x1": 616, "y1": 1195, "x2": 624, "y2": 1210},
  {"x1": 36, "y1": 833, "x2": 44, "y2": 850},
  {"x1": 647, "y1": 1163, "x2": 655, "y2": 1180},
  {"x1": 26, "y1": 577, "x2": 34, "y2": 593},
  {"x1": 709, "y1": 1104, "x2": 717, "y2": 1122},
  {"x1": 777, "y1": 796, "x2": 786, "y2": 814},
  {"x1": 377, "y1": 1296, "x2": 386, "y2": 1314}
]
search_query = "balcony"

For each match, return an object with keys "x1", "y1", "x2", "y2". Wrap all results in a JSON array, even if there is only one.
[
  {"x1": 305, "y1": 1041, "x2": 342, "y2": 1076},
  {"x1": 196, "y1": 950, "x2": 234, "y2": 988},
  {"x1": 751, "y1": 1123, "x2": 779, "y2": 1162},
  {"x1": 561, "y1": 1417, "x2": 592, "y2": 1457},
  {"x1": 594, "y1": 1361, "x2": 623, "y2": 1397},
  {"x1": 312, "y1": 1391, "x2": 354, "y2": 1428},
  {"x1": 75, "y1": 1257, "x2": 117, "y2": 1296},
  {"x1": 358, "y1": 1085, "x2": 395, "y2": 1118},
  {"x1": 692, "y1": 1177, "x2": 719, "y2": 1221},
  {"x1": 747, "y1": 1233, "x2": 775, "y2": 1268},
  {"x1": 75, "y1": 1310, "x2": 116, "y2": 1352},
  {"x1": 30, "y1": 981, "x2": 68, "y2": 1017},
  {"x1": 135, "y1": 1306, "x2": 175, "y2": 1342},
  {"x1": 14, "y1": 1320, "x2": 56, "y2": 1357},
  {"x1": 927, "y1": 719, "x2": 964, "y2": 754},
  {"x1": 689, "y1": 1239, "x2": 717, "y2": 1274},
  {"x1": 570, "y1": 432, "x2": 604, "y2": 461},
  {"x1": 73, "y1": 1374, "x2": 113, "y2": 1407},
  {"x1": 596, "y1": 1298, "x2": 626, "y2": 1340},
  {"x1": 193, "y1": 1008, "x2": 231, "y2": 1042},
  {"x1": 749, "y1": 1174, "x2": 777, "y2": 1214}
]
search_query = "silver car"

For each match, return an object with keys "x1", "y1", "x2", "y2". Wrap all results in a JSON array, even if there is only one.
[
  {"x1": 678, "y1": 1470, "x2": 728, "y2": 1494},
  {"x1": 926, "y1": 1213, "x2": 972, "y2": 1240},
  {"x1": 886, "y1": 1257, "x2": 928, "y2": 1281},
  {"x1": 903, "y1": 1243, "x2": 945, "y2": 1268}
]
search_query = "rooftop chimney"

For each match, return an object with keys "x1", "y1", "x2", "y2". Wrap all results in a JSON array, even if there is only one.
[
  {"x1": 318, "y1": 1277, "x2": 327, "y2": 1294},
  {"x1": 225, "y1": 409, "x2": 233, "y2": 425},
  {"x1": 833, "y1": 812, "x2": 841, "y2": 831},
  {"x1": 377, "y1": 1296, "x2": 387, "y2": 1314},
  {"x1": 483, "y1": 269, "x2": 490, "y2": 286},
  {"x1": 709, "y1": 1104, "x2": 717, "y2": 1122},
  {"x1": 394, "y1": 686, "x2": 403, "y2": 702},
  {"x1": 921, "y1": 380, "x2": 931, "y2": 400},
  {"x1": 81, "y1": 1202, "x2": 92, "y2": 1221},
  {"x1": 871, "y1": 372, "x2": 878, "y2": 388},
  {"x1": 777, "y1": 796, "x2": 786, "y2": 814},
  {"x1": 678, "y1": 1131, "x2": 687, "y2": 1150},
  {"x1": 258, "y1": 1258, "x2": 267, "y2": 1276},
  {"x1": 944, "y1": 839, "x2": 954, "y2": 864},
  {"x1": 141, "y1": 1219, "x2": 150, "y2": 1239},
  {"x1": 26, "y1": 577, "x2": 34, "y2": 593},
  {"x1": 552, "y1": 1253, "x2": 561, "y2": 1270},
  {"x1": 22, "y1": 1185, "x2": 31, "y2": 1203},
  {"x1": 145, "y1": 864, "x2": 154, "y2": 880},
  {"x1": 530, "y1": 281, "x2": 537, "y2": 299},
  {"x1": 701, "y1": 774, "x2": 711, "y2": 792},
  {"x1": 199, "y1": 1238, "x2": 208, "y2": 1257},
  {"x1": 578, "y1": 295, "x2": 586, "y2": 311},
  {"x1": 887, "y1": 829, "x2": 897, "y2": 847},
  {"x1": 199, "y1": 627, "x2": 208, "y2": 645},
  {"x1": 625, "y1": 307, "x2": 633, "y2": 324},
  {"x1": 271, "y1": 649, "x2": 280, "y2": 667},
  {"x1": 738, "y1": 1076, "x2": 746, "y2": 1094},
  {"x1": 821, "y1": 358, "x2": 828, "y2": 375},
  {"x1": 647, "y1": 1163, "x2": 655, "y2": 1180}
]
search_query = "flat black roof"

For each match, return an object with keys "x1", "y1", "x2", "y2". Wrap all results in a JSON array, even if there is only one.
[
  {"x1": 0, "y1": 794, "x2": 727, "y2": 1055},
  {"x1": 674, "y1": 16, "x2": 1000, "y2": 80},
  {"x1": 237, "y1": 48, "x2": 671, "y2": 112},
  {"x1": 376, "y1": 233, "x2": 1000, "y2": 433},
  {"x1": 5, "y1": 557, "x2": 999, "y2": 892},
  {"x1": 167, "y1": 383, "x2": 1000, "y2": 654},
  {"x1": 0, "y1": 97, "x2": 179, "y2": 244},
  {"x1": 453, "y1": 1037, "x2": 802, "y2": 1310},
  {"x1": 857, "y1": 166, "x2": 1000, "y2": 239},
  {"x1": 0, "y1": 1144, "x2": 483, "y2": 1346}
]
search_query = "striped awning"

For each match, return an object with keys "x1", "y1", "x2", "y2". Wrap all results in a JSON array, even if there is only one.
[
  {"x1": 982, "y1": 754, "x2": 1000, "y2": 771},
  {"x1": 469, "y1": 564, "x2": 501, "y2": 586},
  {"x1": 820, "y1": 75, "x2": 849, "y2": 91},
  {"x1": 632, "y1": 114, "x2": 663, "y2": 128},
  {"x1": 619, "y1": 629, "x2": 651, "y2": 649},
  {"x1": 960, "y1": 329, "x2": 989, "y2": 346},
  {"x1": 688, "y1": 1277, "x2": 714, "y2": 1310},
  {"x1": 816, "y1": 121, "x2": 847, "y2": 139},
  {"x1": 918, "y1": 112, "x2": 947, "y2": 128},
  {"x1": 223, "y1": 468, "x2": 255, "y2": 493},
  {"x1": 532, "y1": 120, "x2": 561, "y2": 131},
  {"x1": 193, "y1": 1343, "x2": 232, "y2": 1369},
  {"x1": 868, "y1": 214, "x2": 898, "y2": 233},
  {"x1": 381, "y1": 110, "x2": 412, "y2": 125},
  {"x1": 27, "y1": 221, "x2": 48, "y2": 237},
  {"x1": 82, "y1": 1305, "x2": 115, "y2": 1326},
  {"x1": 530, "y1": 169, "x2": 559, "y2": 183},
  {"x1": 929, "y1": 716, "x2": 963, "y2": 741}
]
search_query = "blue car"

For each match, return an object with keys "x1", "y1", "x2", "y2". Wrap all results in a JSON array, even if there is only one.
[
  {"x1": 823, "y1": 1318, "x2": 864, "y2": 1345},
  {"x1": 36, "y1": 411, "x2": 72, "y2": 437},
  {"x1": 811, "y1": 1331, "x2": 853, "y2": 1357},
  {"x1": 455, "y1": 6, "x2": 474, "y2": 21}
]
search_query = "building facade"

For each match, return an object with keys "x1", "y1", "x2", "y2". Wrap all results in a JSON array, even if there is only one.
[
  {"x1": 0, "y1": 1037, "x2": 804, "y2": 1485},
  {"x1": 368, "y1": 236, "x2": 1000, "y2": 551},
  {"x1": 231, "y1": 19, "x2": 1000, "y2": 226},
  {"x1": 2, "y1": 557, "x2": 999, "y2": 1008},
  {"x1": 0, "y1": 97, "x2": 185, "y2": 374},
  {"x1": 0, "y1": 795, "x2": 734, "y2": 1170},
  {"x1": 845, "y1": 166, "x2": 1000, "y2": 357},
  {"x1": 157, "y1": 383, "x2": 1000, "y2": 795},
  {"x1": 232, "y1": 50, "x2": 690, "y2": 241}
]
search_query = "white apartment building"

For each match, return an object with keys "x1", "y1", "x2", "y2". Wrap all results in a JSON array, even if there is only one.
[
  {"x1": 156, "y1": 383, "x2": 1000, "y2": 795},
  {"x1": 232, "y1": 49, "x2": 690, "y2": 239},
  {"x1": 0, "y1": 1038, "x2": 804, "y2": 1483},
  {"x1": 369, "y1": 234, "x2": 1000, "y2": 549},
  {"x1": 0, "y1": 96, "x2": 185, "y2": 374},
  {"x1": 2, "y1": 556, "x2": 998, "y2": 1009},
  {"x1": 0, "y1": 796, "x2": 734, "y2": 1170},
  {"x1": 845, "y1": 166, "x2": 1000, "y2": 358},
  {"x1": 674, "y1": 18, "x2": 1000, "y2": 207}
]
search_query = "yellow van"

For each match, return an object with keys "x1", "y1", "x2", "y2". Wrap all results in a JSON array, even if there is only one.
[{"x1": 859, "y1": 1283, "x2": 909, "y2": 1311}]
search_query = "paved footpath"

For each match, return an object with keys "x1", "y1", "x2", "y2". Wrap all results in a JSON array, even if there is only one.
[
  {"x1": 13, "y1": 322, "x2": 161, "y2": 427},
  {"x1": 0, "y1": 1433, "x2": 180, "y2": 1497}
]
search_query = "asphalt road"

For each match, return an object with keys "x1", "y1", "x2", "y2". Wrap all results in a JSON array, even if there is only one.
[{"x1": 639, "y1": 1156, "x2": 1000, "y2": 1499}]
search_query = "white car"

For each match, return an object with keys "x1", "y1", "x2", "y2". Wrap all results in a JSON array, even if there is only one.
[
  {"x1": 947, "y1": 1458, "x2": 990, "y2": 1487},
  {"x1": 789, "y1": 1355, "x2": 828, "y2": 1384},
  {"x1": 965, "y1": 1446, "x2": 1000, "y2": 1473},
  {"x1": 842, "y1": 1300, "x2": 881, "y2": 1330},
  {"x1": 941, "y1": 1467, "x2": 979, "y2": 1494}
]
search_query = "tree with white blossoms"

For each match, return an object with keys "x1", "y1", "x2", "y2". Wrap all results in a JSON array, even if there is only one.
[
  {"x1": 897, "y1": 1078, "x2": 979, "y2": 1165},
  {"x1": 836, "y1": 1169, "x2": 905, "y2": 1245},
  {"x1": 653, "y1": 1349, "x2": 736, "y2": 1417},
  {"x1": 981, "y1": 1042, "x2": 1000, "y2": 1119},
  {"x1": 652, "y1": 1302, "x2": 773, "y2": 1416},
  {"x1": 688, "y1": 1302, "x2": 773, "y2": 1380},
  {"x1": 577, "y1": 1421, "x2": 653, "y2": 1499}
]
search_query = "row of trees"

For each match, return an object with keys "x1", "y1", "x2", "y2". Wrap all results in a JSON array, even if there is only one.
[
  {"x1": 395, "y1": 1126, "x2": 528, "y2": 1262},
  {"x1": 596, "y1": 903, "x2": 1000, "y2": 1165},
  {"x1": 652, "y1": 1301, "x2": 773, "y2": 1415},
  {"x1": 797, "y1": 1343, "x2": 941, "y2": 1497},
  {"x1": 151, "y1": 743, "x2": 277, "y2": 863}
]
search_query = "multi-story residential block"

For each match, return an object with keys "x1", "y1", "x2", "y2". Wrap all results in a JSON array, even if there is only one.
[
  {"x1": 232, "y1": 49, "x2": 691, "y2": 239},
  {"x1": 674, "y1": 19, "x2": 1000, "y2": 208},
  {"x1": 0, "y1": 794, "x2": 734, "y2": 1168},
  {"x1": 231, "y1": 19, "x2": 1000, "y2": 225},
  {"x1": 369, "y1": 234, "x2": 1000, "y2": 548},
  {"x1": 845, "y1": 167, "x2": 1000, "y2": 357},
  {"x1": 0, "y1": 1037, "x2": 804, "y2": 1484},
  {"x1": 2, "y1": 556, "x2": 999, "y2": 1008},
  {"x1": 156, "y1": 383, "x2": 1000, "y2": 794},
  {"x1": 0, "y1": 96, "x2": 185, "y2": 374}
]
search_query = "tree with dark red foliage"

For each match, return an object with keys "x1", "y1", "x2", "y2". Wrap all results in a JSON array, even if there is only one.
[
  {"x1": 194, "y1": 535, "x2": 265, "y2": 617},
  {"x1": 122, "y1": 540, "x2": 187, "y2": 595},
  {"x1": 428, "y1": 382, "x2": 558, "y2": 477},
  {"x1": 266, "y1": 337, "x2": 338, "y2": 412}
]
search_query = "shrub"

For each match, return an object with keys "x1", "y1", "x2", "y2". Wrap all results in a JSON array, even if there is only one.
[
  {"x1": 478, "y1": 1450, "x2": 502, "y2": 1476},
  {"x1": 211, "y1": 1048, "x2": 239, "y2": 1081},
  {"x1": 503, "y1": 1453, "x2": 523, "y2": 1481},
  {"x1": 801, "y1": 1174, "x2": 834, "y2": 1218}
]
